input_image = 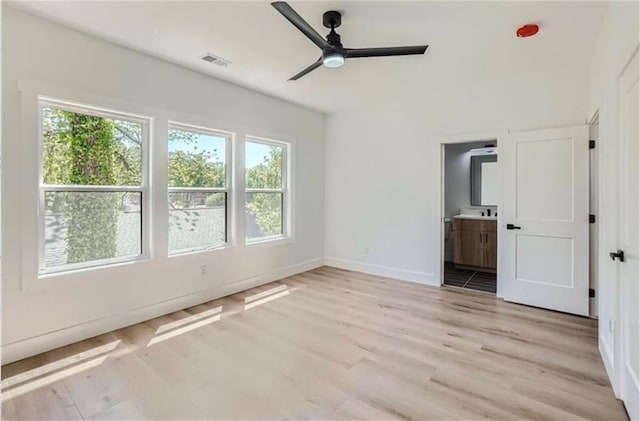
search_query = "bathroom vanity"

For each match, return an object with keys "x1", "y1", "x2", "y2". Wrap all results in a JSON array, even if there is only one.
[{"x1": 452, "y1": 215, "x2": 497, "y2": 273}]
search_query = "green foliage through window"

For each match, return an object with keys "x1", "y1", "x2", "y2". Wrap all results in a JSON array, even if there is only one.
[
  {"x1": 168, "y1": 127, "x2": 228, "y2": 253},
  {"x1": 42, "y1": 106, "x2": 144, "y2": 269},
  {"x1": 245, "y1": 141, "x2": 285, "y2": 239}
]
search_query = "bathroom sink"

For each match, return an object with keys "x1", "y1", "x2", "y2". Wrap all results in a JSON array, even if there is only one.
[{"x1": 453, "y1": 215, "x2": 498, "y2": 220}]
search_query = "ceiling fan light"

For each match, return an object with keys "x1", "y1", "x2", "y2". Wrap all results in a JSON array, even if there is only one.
[{"x1": 323, "y1": 52, "x2": 345, "y2": 68}]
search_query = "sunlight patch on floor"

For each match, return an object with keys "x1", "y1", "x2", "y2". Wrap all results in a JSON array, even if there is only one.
[
  {"x1": 1, "y1": 340, "x2": 121, "y2": 401},
  {"x1": 245, "y1": 284, "x2": 288, "y2": 304},
  {"x1": 147, "y1": 307, "x2": 223, "y2": 347},
  {"x1": 155, "y1": 306, "x2": 223, "y2": 335},
  {"x1": 244, "y1": 285, "x2": 290, "y2": 311}
]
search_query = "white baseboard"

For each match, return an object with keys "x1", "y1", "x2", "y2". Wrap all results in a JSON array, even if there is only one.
[
  {"x1": 324, "y1": 257, "x2": 437, "y2": 286},
  {"x1": 2, "y1": 258, "x2": 324, "y2": 364},
  {"x1": 599, "y1": 335, "x2": 619, "y2": 398}
]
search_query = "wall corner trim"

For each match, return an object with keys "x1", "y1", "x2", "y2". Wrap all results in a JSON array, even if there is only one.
[{"x1": 599, "y1": 335, "x2": 620, "y2": 398}]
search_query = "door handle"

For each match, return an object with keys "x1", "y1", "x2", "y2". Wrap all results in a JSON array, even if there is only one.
[
  {"x1": 506, "y1": 224, "x2": 521, "y2": 230},
  {"x1": 609, "y1": 250, "x2": 625, "y2": 262}
]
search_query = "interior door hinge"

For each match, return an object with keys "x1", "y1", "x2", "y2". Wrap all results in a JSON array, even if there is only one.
[
  {"x1": 589, "y1": 140, "x2": 596, "y2": 149},
  {"x1": 589, "y1": 288, "x2": 595, "y2": 298},
  {"x1": 589, "y1": 214, "x2": 596, "y2": 223}
]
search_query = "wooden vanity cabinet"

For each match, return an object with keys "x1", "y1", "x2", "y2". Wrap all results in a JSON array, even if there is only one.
[
  {"x1": 453, "y1": 218, "x2": 497, "y2": 272},
  {"x1": 484, "y1": 232, "x2": 497, "y2": 270}
]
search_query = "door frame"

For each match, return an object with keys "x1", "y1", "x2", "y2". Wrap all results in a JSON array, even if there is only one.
[
  {"x1": 615, "y1": 45, "x2": 639, "y2": 420},
  {"x1": 435, "y1": 131, "x2": 506, "y2": 295},
  {"x1": 594, "y1": 100, "x2": 620, "y2": 396},
  {"x1": 596, "y1": 45, "x2": 640, "y2": 407},
  {"x1": 588, "y1": 110, "x2": 599, "y2": 319}
]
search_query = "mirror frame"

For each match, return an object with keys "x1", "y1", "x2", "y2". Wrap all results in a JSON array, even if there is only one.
[{"x1": 470, "y1": 154, "x2": 498, "y2": 206}]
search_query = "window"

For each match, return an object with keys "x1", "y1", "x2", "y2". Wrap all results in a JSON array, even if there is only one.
[
  {"x1": 245, "y1": 138, "x2": 288, "y2": 242},
  {"x1": 40, "y1": 99, "x2": 148, "y2": 273},
  {"x1": 168, "y1": 124, "x2": 230, "y2": 254}
]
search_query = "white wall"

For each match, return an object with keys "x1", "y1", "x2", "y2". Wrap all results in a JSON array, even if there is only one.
[
  {"x1": 587, "y1": 0, "x2": 639, "y2": 397},
  {"x1": 325, "y1": 66, "x2": 589, "y2": 285},
  {"x1": 2, "y1": 6, "x2": 325, "y2": 363},
  {"x1": 443, "y1": 141, "x2": 494, "y2": 261}
]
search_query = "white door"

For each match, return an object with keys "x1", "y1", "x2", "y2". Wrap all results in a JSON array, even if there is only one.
[
  {"x1": 501, "y1": 126, "x2": 589, "y2": 316},
  {"x1": 617, "y1": 48, "x2": 639, "y2": 421}
]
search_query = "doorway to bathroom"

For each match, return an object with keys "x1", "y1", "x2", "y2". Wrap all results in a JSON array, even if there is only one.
[
  {"x1": 442, "y1": 140, "x2": 498, "y2": 294},
  {"x1": 436, "y1": 126, "x2": 590, "y2": 315}
]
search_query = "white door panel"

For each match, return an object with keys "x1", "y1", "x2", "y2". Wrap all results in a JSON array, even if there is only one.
[
  {"x1": 516, "y1": 137, "x2": 575, "y2": 221},
  {"x1": 516, "y1": 235, "x2": 573, "y2": 287},
  {"x1": 617, "y1": 47, "x2": 639, "y2": 421},
  {"x1": 501, "y1": 126, "x2": 589, "y2": 316}
]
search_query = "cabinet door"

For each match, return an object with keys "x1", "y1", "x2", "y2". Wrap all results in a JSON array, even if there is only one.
[
  {"x1": 484, "y1": 232, "x2": 497, "y2": 269},
  {"x1": 455, "y1": 230, "x2": 484, "y2": 267}
]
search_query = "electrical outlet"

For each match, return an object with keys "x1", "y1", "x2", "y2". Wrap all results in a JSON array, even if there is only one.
[
  {"x1": 200, "y1": 265, "x2": 207, "y2": 276},
  {"x1": 364, "y1": 247, "x2": 369, "y2": 255}
]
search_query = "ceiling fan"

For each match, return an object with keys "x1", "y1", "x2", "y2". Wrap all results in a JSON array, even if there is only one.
[{"x1": 271, "y1": 2, "x2": 429, "y2": 81}]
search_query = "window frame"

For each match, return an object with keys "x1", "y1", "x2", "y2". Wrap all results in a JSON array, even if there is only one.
[
  {"x1": 167, "y1": 121, "x2": 233, "y2": 256},
  {"x1": 37, "y1": 97, "x2": 151, "y2": 275},
  {"x1": 244, "y1": 135, "x2": 291, "y2": 244}
]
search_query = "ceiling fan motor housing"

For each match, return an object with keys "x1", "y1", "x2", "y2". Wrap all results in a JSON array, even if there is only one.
[{"x1": 323, "y1": 10, "x2": 342, "y2": 29}]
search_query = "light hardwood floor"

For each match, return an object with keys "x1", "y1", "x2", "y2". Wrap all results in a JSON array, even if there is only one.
[{"x1": 1, "y1": 267, "x2": 628, "y2": 420}]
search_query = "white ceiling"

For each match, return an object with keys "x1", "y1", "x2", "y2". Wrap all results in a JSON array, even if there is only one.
[{"x1": 12, "y1": 1, "x2": 609, "y2": 113}]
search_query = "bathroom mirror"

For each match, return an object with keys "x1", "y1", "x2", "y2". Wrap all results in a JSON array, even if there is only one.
[{"x1": 470, "y1": 155, "x2": 498, "y2": 206}]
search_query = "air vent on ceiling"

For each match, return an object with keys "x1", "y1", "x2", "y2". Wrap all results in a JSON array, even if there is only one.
[{"x1": 200, "y1": 53, "x2": 231, "y2": 67}]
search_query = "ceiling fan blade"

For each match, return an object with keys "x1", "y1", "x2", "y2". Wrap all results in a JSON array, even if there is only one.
[
  {"x1": 289, "y1": 59, "x2": 323, "y2": 81},
  {"x1": 271, "y1": 2, "x2": 328, "y2": 49},
  {"x1": 345, "y1": 45, "x2": 428, "y2": 58}
]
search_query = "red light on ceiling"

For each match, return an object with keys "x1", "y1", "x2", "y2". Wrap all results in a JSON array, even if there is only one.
[{"x1": 516, "y1": 24, "x2": 539, "y2": 38}]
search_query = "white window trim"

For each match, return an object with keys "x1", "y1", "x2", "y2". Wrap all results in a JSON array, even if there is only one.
[
  {"x1": 16, "y1": 81, "x2": 298, "y2": 293},
  {"x1": 37, "y1": 97, "x2": 152, "y2": 276},
  {"x1": 167, "y1": 122, "x2": 233, "y2": 256},
  {"x1": 244, "y1": 135, "x2": 292, "y2": 245}
]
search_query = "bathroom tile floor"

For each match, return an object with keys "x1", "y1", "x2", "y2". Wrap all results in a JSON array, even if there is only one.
[{"x1": 443, "y1": 262, "x2": 497, "y2": 294}]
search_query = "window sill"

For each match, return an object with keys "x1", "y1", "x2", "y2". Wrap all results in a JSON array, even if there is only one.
[
  {"x1": 168, "y1": 244, "x2": 232, "y2": 258},
  {"x1": 38, "y1": 255, "x2": 151, "y2": 280},
  {"x1": 245, "y1": 235, "x2": 294, "y2": 249}
]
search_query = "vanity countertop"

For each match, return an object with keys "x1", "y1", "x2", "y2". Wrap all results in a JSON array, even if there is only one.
[{"x1": 452, "y1": 215, "x2": 498, "y2": 221}]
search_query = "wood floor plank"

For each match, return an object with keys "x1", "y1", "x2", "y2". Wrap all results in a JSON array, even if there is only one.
[
  {"x1": 86, "y1": 399, "x2": 146, "y2": 421},
  {"x1": 334, "y1": 398, "x2": 403, "y2": 420},
  {"x1": 1, "y1": 397, "x2": 18, "y2": 420},
  {"x1": 4, "y1": 381, "x2": 82, "y2": 421},
  {"x1": 1, "y1": 266, "x2": 628, "y2": 420},
  {"x1": 100, "y1": 345, "x2": 208, "y2": 420}
]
